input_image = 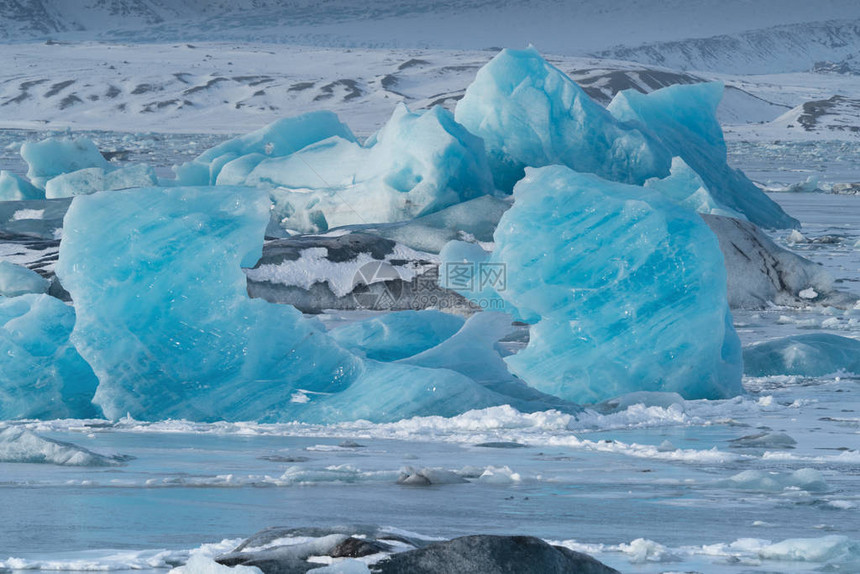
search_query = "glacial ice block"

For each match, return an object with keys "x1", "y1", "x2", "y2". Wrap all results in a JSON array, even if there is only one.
[
  {"x1": 174, "y1": 111, "x2": 356, "y2": 185},
  {"x1": 0, "y1": 294, "x2": 99, "y2": 420},
  {"x1": 0, "y1": 261, "x2": 50, "y2": 297},
  {"x1": 454, "y1": 47, "x2": 671, "y2": 192},
  {"x1": 608, "y1": 83, "x2": 798, "y2": 229},
  {"x1": 45, "y1": 164, "x2": 158, "y2": 198},
  {"x1": 255, "y1": 104, "x2": 493, "y2": 232},
  {"x1": 20, "y1": 136, "x2": 112, "y2": 189},
  {"x1": 0, "y1": 170, "x2": 44, "y2": 201},
  {"x1": 492, "y1": 166, "x2": 743, "y2": 403},
  {"x1": 55, "y1": 186, "x2": 363, "y2": 422},
  {"x1": 743, "y1": 333, "x2": 860, "y2": 377}
]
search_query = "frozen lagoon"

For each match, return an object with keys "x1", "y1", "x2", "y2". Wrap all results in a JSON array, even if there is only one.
[{"x1": 2, "y1": 186, "x2": 860, "y2": 573}]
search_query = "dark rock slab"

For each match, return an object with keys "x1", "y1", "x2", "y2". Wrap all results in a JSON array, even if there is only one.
[{"x1": 370, "y1": 535, "x2": 620, "y2": 574}]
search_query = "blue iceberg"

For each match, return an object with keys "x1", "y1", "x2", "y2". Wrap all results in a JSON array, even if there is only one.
[
  {"x1": 0, "y1": 170, "x2": 44, "y2": 201},
  {"x1": 0, "y1": 294, "x2": 99, "y2": 420},
  {"x1": 0, "y1": 261, "x2": 50, "y2": 298},
  {"x1": 608, "y1": 82, "x2": 799, "y2": 229},
  {"x1": 45, "y1": 164, "x2": 158, "y2": 198},
  {"x1": 56, "y1": 185, "x2": 363, "y2": 422},
  {"x1": 490, "y1": 165, "x2": 743, "y2": 403},
  {"x1": 743, "y1": 334, "x2": 860, "y2": 377},
  {"x1": 174, "y1": 111, "x2": 356, "y2": 186},
  {"x1": 20, "y1": 136, "x2": 112, "y2": 189}
]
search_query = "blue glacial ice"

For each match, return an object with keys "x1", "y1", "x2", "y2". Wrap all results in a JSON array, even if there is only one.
[
  {"x1": 455, "y1": 47, "x2": 796, "y2": 229},
  {"x1": 0, "y1": 261, "x2": 49, "y2": 297},
  {"x1": 0, "y1": 170, "x2": 44, "y2": 201},
  {"x1": 455, "y1": 47, "x2": 669, "y2": 193},
  {"x1": 608, "y1": 82, "x2": 798, "y2": 229},
  {"x1": 45, "y1": 164, "x2": 158, "y2": 198},
  {"x1": 174, "y1": 110, "x2": 356, "y2": 186},
  {"x1": 488, "y1": 165, "x2": 743, "y2": 404},
  {"x1": 743, "y1": 333, "x2": 860, "y2": 377},
  {"x1": 248, "y1": 104, "x2": 493, "y2": 232},
  {"x1": 329, "y1": 310, "x2": 465, "y2": 361},
  {"x1": 56, "y1": 185, "x2": 363, "y2": 422},
  {"x1": 0, "y1": 294, "x2": 99, "y2": 420},
  {"x1": 20, "y1": 136, "x2": 112, "y2": 189},
  {"x1": 54, "y1": 185, "x2": 542, "y2": 423}
]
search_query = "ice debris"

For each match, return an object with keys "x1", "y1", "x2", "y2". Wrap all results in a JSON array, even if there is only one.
[
  {"x1": 0, "y1": 170, "x2": 43, "y2": 201},
  {"x1": 0, "y1": 425, "x2": 128, "y2": 466},
  {"x1": 20, "y1": 136, "x2": 112, "y2": 189}
]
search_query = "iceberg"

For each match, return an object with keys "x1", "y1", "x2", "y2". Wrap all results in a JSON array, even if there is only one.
[
  {"x1": 257, "y1": 104, "x2": 493, "y2": 233},
  {"x1": 0, "y1": 294, "x2": 99, "y2": 420},
  {"x1": 45, "y1": 164, "x2": 158, "y2": 198},
  {"x1": 455, "y1": 47, "x2": 669, "y2": 193},
  {"x1": 173, "y1": 111, "x2": 356, "y2": 186},
  {"x1": 608, "y1": 82, "x2": 798, "y2": 229},
  {"x1": 644, "y1": 157, "x2": 745, "y2": 219},
  {"x1": 55, "y1": 186, "x2": 528, "y2": 423},
  {"x1": 56, "y1": 185, "x2": 363, "y2": 422},
  {"x1": 0, "y1": 170, "x2": 44, "y2": 201},
  {"x1": 0, "y1": 261, "x2": 49, "y2": 297},
  {"x1": 20, "y1": 136, "x2": 112, "y2": 189},
  {"x1": 489, "y1": 165, "x2": 743, "y2": 403},
  {"x1": 743, "y1": 333, "x2": 860, "y2": 377}
]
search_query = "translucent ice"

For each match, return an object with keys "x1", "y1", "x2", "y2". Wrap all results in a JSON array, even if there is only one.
[
  {"x1": 608, "y1": 82, "x2": 798, "y2": 229},
  {"x1": 743, "y1": 333, "x2": 860, "y2": 377},
  {"x1": 0, "y1": 170, "x2": 44, "y2": 201},
  {"x1": 20, "y1": 136, "x2": 112, "y2": 189},
  {"x1": 45, "y1": 164, "x2": 157, "y2": 198},
  {"x1": 0, "y1": 294, "x2": 99, "y2": 420},
  {"x1": 256, "y1": 104, "x2": 493, "y2": 232},
  {"x1": 491, "y1": 166, "x2": 743, "y2": 403},
  {"x1": 173, "y1": 111, "x2": 356, "y2": 186},
  {"x1": 56, "y1": 185, "x2": 362, "y2": 422},
  {"x1": 455, "y1": 47, "x2": 669, "y2": 193},
  {"x1": 0, "y1": 261, "x2": 49, "y2": 297},
  {"x1": 329, "y1": 310, "x2": 465, "y2": 361}
]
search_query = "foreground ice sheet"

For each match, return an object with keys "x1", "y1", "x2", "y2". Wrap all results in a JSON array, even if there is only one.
[
  {"x1": 56, "y1": 186, "x2": 362, "y2": 422},
  {"x1": 743, "y1": 333, "x2": 860, "y2": 376},
  {"x1": 490, "y1": 165, "x2": 743, "y2": 403},
  {"x1": 0, "y1": 294, "x2": 98, "y2": 419}
]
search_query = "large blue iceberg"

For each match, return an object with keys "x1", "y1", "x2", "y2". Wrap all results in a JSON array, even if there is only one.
[
  {"x1": 55, "y1": 186, "x2": 565, "y2": 422},
  {"x1": 0, "y1": 294, "x2": 99, "y2": 419},
  {"x1": 56, "y1": 186, "x2": 362, "y2": 422},
  {"x1": 455, "y1": 47, "x2": 796, "y2": 229},
  {"x1": 488, "y1": 165, "x2": 743, "y2": 403}
]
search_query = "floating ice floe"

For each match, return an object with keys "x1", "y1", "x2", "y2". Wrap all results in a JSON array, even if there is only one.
[
  {"x1": 20, "y1": 136, "x2": 112, "y2": 189},
  {"x1": 0, "y1": 260, "x2": 49, "y2": 297},
  {"x1": 743, "y1": 333, "x2": 860, "y2": 376},
  {"x1": 0, "y1": 170, "x2": 43, "y2": 201},
  {"x1": 45, "y1": 163, "x2": 158, "y2": 198},
  {"x1": 0, "y1": 425, "x2": 127, "y2": 466}
]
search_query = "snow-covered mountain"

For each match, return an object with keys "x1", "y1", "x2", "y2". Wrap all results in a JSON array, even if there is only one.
[
  {"x1": 2, "y1": 0, "x2": 859, "y2": 70},
  {"x1": 597, "y1": 18, "x2": 860, "y2": 74}
]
